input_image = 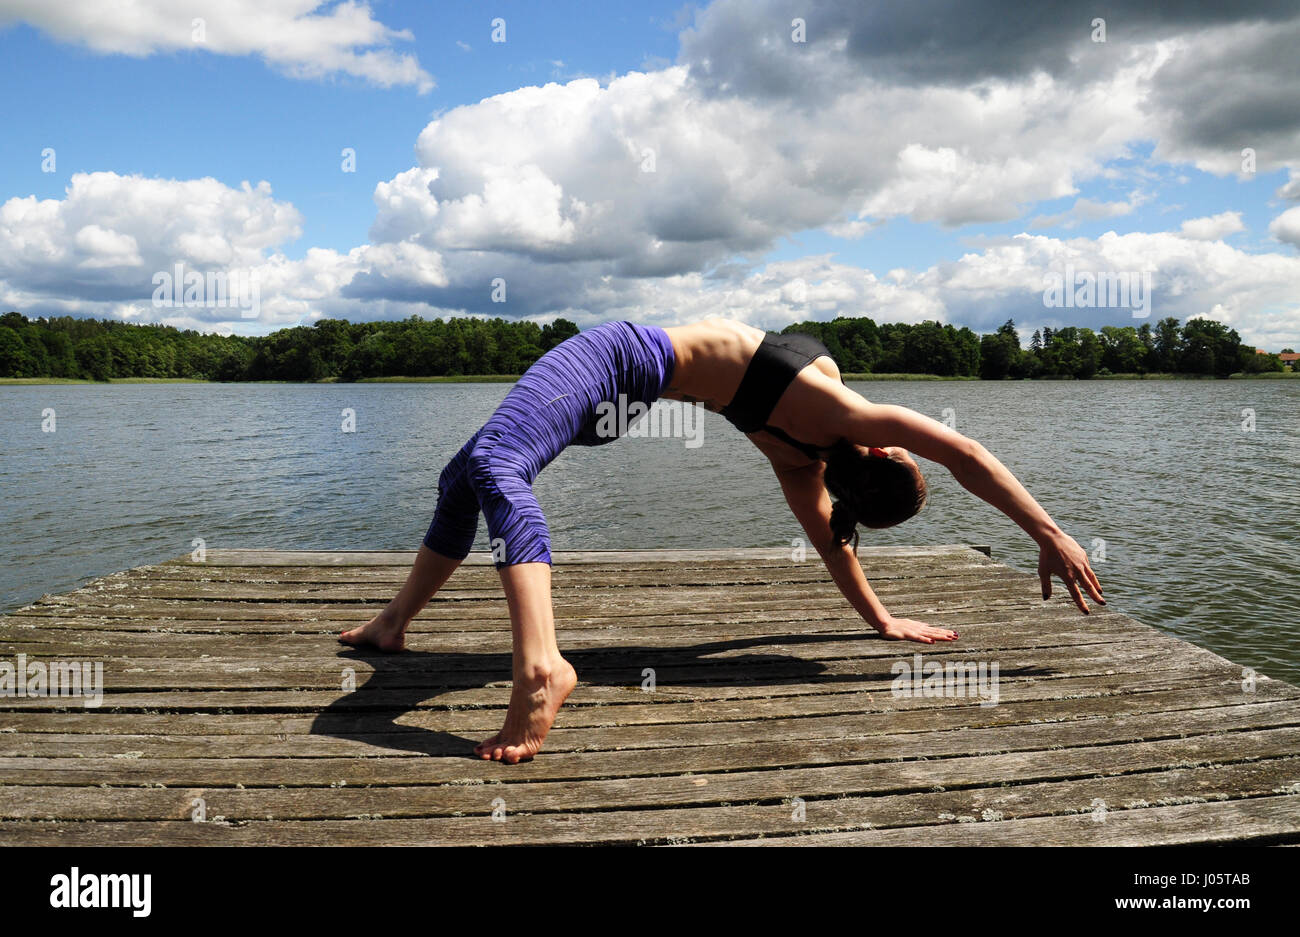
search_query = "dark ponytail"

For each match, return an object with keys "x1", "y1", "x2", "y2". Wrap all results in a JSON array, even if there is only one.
[{"x1": 829, "y1": 499, "x2": 860, "y2": 553}]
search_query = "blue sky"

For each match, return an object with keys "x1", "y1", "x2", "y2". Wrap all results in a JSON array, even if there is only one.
[{"x1": 1, "y1": 0, "x2": 1297, "y2": 347}]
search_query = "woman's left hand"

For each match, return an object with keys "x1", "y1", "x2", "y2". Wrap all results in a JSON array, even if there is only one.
[{"x1": 1038, "y1": 534, "x2": 1106, "y2": 614}]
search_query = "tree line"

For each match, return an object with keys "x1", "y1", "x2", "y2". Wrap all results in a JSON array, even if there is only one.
[
  {"x1": 0, "y1": 312, "x2": 580, "y2": 381},
  {"x1": 0, "y1": 309, "x2": 1289, "y2": 381},
  {"x1": 783, "y1": 316, "x2": 1288, "y2": 379}
]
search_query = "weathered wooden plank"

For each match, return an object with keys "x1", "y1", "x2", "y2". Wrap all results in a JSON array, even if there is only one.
[
  {"x1": 134, "y1": 555, "x2": 1001, "y2": 585},
  {"x1": 3, "y1": 706, "x2": 1298, "y2": 787},
  {"x1": 0, "y1": 609, "x2": 1132, "y2": 650},
  {"x1": 157, "y1": 546, "x2": 992, "y2": 567},
  {"x1": 0, "y1": 640, "x2": 1234, "y2": 707},
  {"x1": 8, "y1": 582, "x2": 1051, "y2": 626},
  {"x1": 8, "y1": 723, "x2": 1288, "y2": 817},
  {"x1": 709, "y1": 794, "x2": 1300, "y2": 847},
  {"x1": 1, "y1": 755, "x2": 1297, "y2": 844},
  {"x1": 0, "y1": 656, "x2": 1257, "y2": 719},
  {"x1": 4, "y1": 690, "x2": 1298, "y2": 760},
  {"x1": 0, "y1": 622, "x2": 1185, "y2": 669},
  {"x1": 0, "y1": 669, "x2": 1260, "y2": 735},
  {"x1": 26, "y1": 569, "x2": 1036, "y2": 612}
]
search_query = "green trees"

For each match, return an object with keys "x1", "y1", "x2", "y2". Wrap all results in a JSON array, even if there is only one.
[
  {"x1": 0, "y1": 313, "x2": 587, "y2": 381},
  {"x1": 1180, "y1": 318, "x2": 1243, "y2": 378},
  {"x1": 540, "y1": 318, "x2": 579, "y2": 351},
  {"x1": 73, "y1": 336, "x2": 113, "y2": 381},
  {"x1": 1036, "y1": 326, "x2": 1096, "y2": 377},
  {"x1": 0, "y1": 312, "x2": 251, "y2": 380},
  {"x1": 979, "y1": 320, "x2": 1023, "y2": 379},
  {"x1": 820, "y1": 314, "x2": 1268, "y2": 379},
  {"x1": 0, "y1": 324, "x2": 34, "y2": 376},
  {"x1": 830, "y1": 319, "x2": 980, "y2": 376},
  {"x1": 1152, "y1": 317, "x2": 1182, "y2": 372},
  {"x1": 1239, "y1": 349, "x2": 1284, "y2": 374},
  {"x1": 1022, "y1": 317, "x2": 1260, "y2": 378},
  {"x1": 1099, "y1": 326, "x2": 1148, "y2": 374}
]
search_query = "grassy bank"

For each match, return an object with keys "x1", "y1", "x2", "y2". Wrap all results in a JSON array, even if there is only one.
[
  {"x1": 1095, "y1": 370, "x2": 1300, "y2": 380},
  {"x1": 0, "y1": 376, "x2": 211, "y2": 385},
  {"x1": 839, "y1": 372, "x2": 980, "y2": 381},
  {"x1": 355, "y1": 374, "x2": 521, "y2": 383}
]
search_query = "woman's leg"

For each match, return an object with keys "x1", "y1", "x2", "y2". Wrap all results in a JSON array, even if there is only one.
[
  {"x1": 462, "y1": 432, "x2": 578, "y2": 761},
  {"x1": 473, "y1": 562, "x2": 577, "y2": 763},
  {"x1": 338, "y1": 545, "x2": 463, "y2": 652},
  {"x1": 341, "y1": 433, "x2": 483, "y2": 652}
]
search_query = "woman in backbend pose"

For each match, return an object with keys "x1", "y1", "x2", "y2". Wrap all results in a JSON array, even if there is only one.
[{"x1": 341, "y1": 318, "x2": 1104, "y2": 763}]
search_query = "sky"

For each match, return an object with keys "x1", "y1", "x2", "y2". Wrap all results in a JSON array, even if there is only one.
[{"x1": 1, "y1": 0, "x2": 1298, "y2": 349}]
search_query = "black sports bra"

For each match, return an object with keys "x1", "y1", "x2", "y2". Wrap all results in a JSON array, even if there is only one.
[{"x1": 719, "y1": 330, "x2": 839, "y2": 459}]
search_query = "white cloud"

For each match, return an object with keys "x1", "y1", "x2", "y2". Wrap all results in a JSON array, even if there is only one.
[
  {"x1": 1031, "y1": 193, "x2": 1150, "y2": 230},
  {"x1": 0, "y1": 171, "x2": 457, "y2": 328},
  {"x1": 368, "y1": 167, "x2": 441, "y2": 244},
  {"x1": 1029, "y1": 212, "x2": 1070, "y2": 230},
  {"x1": 0, "y1": 172, "x2": 302, "y2": 293},
  {"x1": 5, "y1": 168, "x2": 1299, "y2": 348},
  {"x1": 365, "y1": 59, "x2": 1153, "y2": 283},
  {"x1": 1268, "y1": 206, "x2": 1300, "y2": 248},
  {"x1": 434, "y1": 163, "x2": 583, "y2": 251},
  {"x1": 491, "y1": 231, "x2": 1300, "y2": 349},
  {"x1": 1277, "y1": 170, "x2": 1300, "y2": 201},
  {"x1": 1179, "y1": 211, "x2": 1245, "y2": 240},
  {"x1": 0, "y1": 0, "x2": 432, "y2": 91},
  {"x1": 1073, "y1": 198, "x2": 1138, "y2": 221},
  {"x1": 72, "y1": 225, "x2": 142, "y2": 268}
]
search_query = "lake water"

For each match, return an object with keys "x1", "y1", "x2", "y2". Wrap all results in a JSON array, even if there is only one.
[{"x1": 3, "y1": 379, "x2": 1298, "y2": 684}]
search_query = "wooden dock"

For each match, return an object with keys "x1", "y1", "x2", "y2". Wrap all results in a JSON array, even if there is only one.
[{"x1": 1, "y1": 545, "x2": 1298, "y2": 846}]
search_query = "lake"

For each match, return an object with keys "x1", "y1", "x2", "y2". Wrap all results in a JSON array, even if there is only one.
[{"x1": 3, "y1": 379, "x2": 1298, "y2": 684}]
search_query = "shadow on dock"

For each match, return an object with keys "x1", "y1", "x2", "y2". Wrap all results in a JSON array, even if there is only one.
[{"x1": 311, "y1": 632, "x2": 1050, "y2": 758}]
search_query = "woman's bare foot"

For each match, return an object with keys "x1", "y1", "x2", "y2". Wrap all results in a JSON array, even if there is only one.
[
  {"x1": 475, "y1": 657, "x2": 578, "y2": 764},
  {"x1": 338, "y1": 610, "x2": 408, "y2": 653}
]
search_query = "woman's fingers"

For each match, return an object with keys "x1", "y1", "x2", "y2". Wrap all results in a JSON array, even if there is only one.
[
  {"x1": 1083, "y1": 563, "x2": 1105, "y2": 603},
  {"x1": 1065, "y1": 574, "x2": 1089, "y2": 614},
  {"x1": 1083, "y1": 569, "x2": 1105, "y2": 603},
  {"x1": 890, "y1": 618, "x2": 959, "y2": 643}
]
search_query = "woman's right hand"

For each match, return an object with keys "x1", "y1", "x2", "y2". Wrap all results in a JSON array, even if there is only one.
[{"x1": 876, "y1": 616, "x2": 959, "y2": 644}]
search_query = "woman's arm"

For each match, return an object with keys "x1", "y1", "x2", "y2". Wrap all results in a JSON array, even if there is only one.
[
  {"x1": 841, "y1": 401, "x2": 1105, "y2": 613},
  {"x1": 773, "y1": 460, "x2": 959, "y2": 644}
]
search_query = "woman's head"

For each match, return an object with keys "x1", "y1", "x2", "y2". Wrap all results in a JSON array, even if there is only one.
[{"x1": 822, "y1": 440, "x2": 927, "y2": 548}]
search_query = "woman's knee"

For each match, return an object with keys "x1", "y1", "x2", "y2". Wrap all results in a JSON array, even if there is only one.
[
  {"x1": 465, "y1": 441, "x2": 500, "y2": 500},
  {"x1": 437, "y1": 456, "x2": 463, "y2": 494},
  {"x1": 464, "y1": 442, "x2": 550, "y2": 565}
]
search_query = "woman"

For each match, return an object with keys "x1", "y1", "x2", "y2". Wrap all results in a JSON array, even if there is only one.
[{"x1": 341, "y1": 317, "x2": 1104, "y2": 763}]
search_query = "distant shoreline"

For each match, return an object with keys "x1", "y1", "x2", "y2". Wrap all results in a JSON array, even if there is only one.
[
  {"x1": 0, "y1": 375, "x2": 518, "y2": 385},
  {"x1": 3, "y1": 371, "x2": 1297, "y2": 386}
]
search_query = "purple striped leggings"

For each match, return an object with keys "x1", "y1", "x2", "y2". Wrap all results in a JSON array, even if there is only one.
[{"x1": 423, "y1": 321, "x2": 676, "y2": 567}]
